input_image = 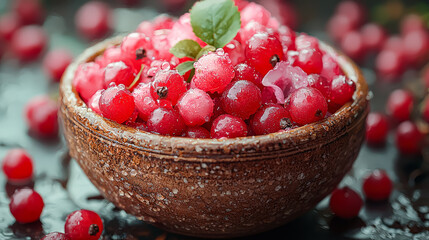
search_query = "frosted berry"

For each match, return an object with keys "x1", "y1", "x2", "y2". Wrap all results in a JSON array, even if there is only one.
[
  {"x1": 193, "y1": 52, "x2": 235, "y2": 93},
  {"x1": 24, "y1": 96, "x2": 58, "y2": 138},
  {"x1": 88, "y1": 90, "x2": 103, "y2": 115},
  {"x1": 361, "y1": 23, "x2": 386, "y2": 52},
  {"x1": 240, "y1": 2, "x2": 271, "y2": 27},
  {"x1": 13, "y1": 0, "x2": 45, "y2": 25},
  {"x1": 250, "y1": 104, "x2": 290, "y2": 135},
  {"x1": 240, "y1": 20, "x2": 268, "y2": 46},
  {"x1": 245, "y1": 32, "x2": 284, "y2": 75},
  {"x1": 185, "y1": 127, "x2": 210, "y2": 138},
  {"x1": 177, "y1": 89, "x2": 214, "y2": 127},
  {"x1": 104, "y1": 61, "x2": 136, "y2": 88},
  {"x1": 75, "y1": 1, "x2": 111, "y2": 40},
  {"x1": 287, "y1": 87, "x2": 327, "y2": 126},
  {"x1": 42, "y1": 232, "x2": 70, "y2": 240},
  {"x1": 133, "y1": 83, "x2": 158, "y2": 121},
  {"x1": 320, "y1": 54, "x2": 341, "y2": 81},
  {"x1": 0, "y1": 13, "x2": 22, "y2": 42},
  {"x1": 295, "y1": 34, "x2": 319, "y2": 51},
  {"x1": 223, "y1": 39, "x2": 244, "y2": 66},
  {"x1": 220, "y1": 80, "x2": 262, "y2": 119},
  {"x1": 10, "y1": 188, "x2": 44, "y2": 223},
  {"x1": 395, "y1": 121, "x2": 423, "y2": 155},
  {"x1": 294, "y1": 48, "x2": 323, "y2": 74},
  {"x1": 329, "y1": 75, "x2": 356, "y2": 106},
  {"x1": 147, "y1": 108, "x2": 185, "y2": 136},
  {"x1": 65, "y1": 209, "x2": 103, "y2": 240},
  {"x1": 329, "y1": 187, "x2": 363, "y2": 219},
  {"x1": 278, "y1": 25, "x2": 296, "y2": 52},
  {"x1": 151, "y1": 70, "x2": 187, "y2": 105},
  {"x1": 233, "y1": 63, "x2": 263, "y2": 89},
  {"x1": 99, "y1": 85, "x2": 135, "y2": 124},
  {"x1": 307, "y1": 74, "x2": 330, "y2": 99},
  {"x1": 386, "y1": 89, "x2": 413, "y2": 122},
  {"x1": 2, "y1": 149, "x2": 33, "y2": 182},
  {"x1": 211, "y1": 114, "x2": 248, "y2": 138},
  {"x1": 73, "y1": 62, "x2": 104, "y2": 102},
  {"x1": 365, "y1": 112, "x2": 389, "y2": 146},
  {"x1": 363, "y1": 169, "x2": 393, "y2": 201},
  {"x1": 11, "y1": 25, "x2": 47, "y2": 61},
  {"x1": 121, "y1": 32, "x2": 152, "y2": 61},
  {"x1": 43, "y1": 49, "x2": 73, "y2": 82}
]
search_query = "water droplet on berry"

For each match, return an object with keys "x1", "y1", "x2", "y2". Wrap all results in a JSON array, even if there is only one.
[
  {"x1": 161, "y1": 61, "x2": 170, "y2": 70},
  {"x1": 216, "y1": 48, "x2": 225, "y2": 56}
]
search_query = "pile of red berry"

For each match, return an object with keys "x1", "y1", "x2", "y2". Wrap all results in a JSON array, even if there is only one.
[{"x1": 73, "y1": 0, "x2": 356, "y2": 139}]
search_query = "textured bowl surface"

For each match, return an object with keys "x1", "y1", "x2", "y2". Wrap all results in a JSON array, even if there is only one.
[{"x1": 59, "y1": 36, "x2": 369, "y2": 238}]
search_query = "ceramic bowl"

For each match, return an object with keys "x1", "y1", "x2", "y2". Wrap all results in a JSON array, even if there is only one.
[{"x1": 59, "y1": 36, "x2": 369, "y2": 238}]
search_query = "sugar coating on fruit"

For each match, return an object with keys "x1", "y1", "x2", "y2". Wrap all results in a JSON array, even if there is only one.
[{"x1": 74, "y1": 1, "x2": 354, "y2": 138}]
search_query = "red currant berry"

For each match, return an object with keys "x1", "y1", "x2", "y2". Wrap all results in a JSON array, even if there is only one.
[
  {"x1": 177, "y1": 89, "x2": 214, "y2": 127},
  {"x1": 151, "y1": 70, "x2": 187, "y2": 105},
  {"x1": 99, "y1": 85, "x2": 135, "y2": 124},
  {"x1": 223, "y1": 39, "x2": 244, "y2": 66},
  {"x1": 240, "y1": 20, "x2": 268, "y2": 46},
  {"x1": 43, "y1": 49, "x2": 73, "y2": 82},
  {"x1": 307, "y1": 74, "x2": 330, "y2": 99},
  {"x1": 401, "y1": 14, "x2": 426, "y2": 36},
  {"x1": 329, "y1": 75, "x2": 356, "y2": 106},
  {"x1": 10, "y1": 188, "x2": 44, "y2": 223},
  {"x1": 295, "y1": 34, "x2": 319, "y2": 51},
  {"x1": 422, "y1": 98, "x2": 429, "y2": 123},
  {"x1": 147, "y1": 108, "x2": 185, "y2": 136},
  {"x1": 360, "y1": 23, "x2": 387, "y2": 52},
  {"x1": 240, "y1": 2, "x2": 271, "y2": 27},
  {"x1": 376, "y1": 49, "x2": 404, "y2": 80},
  {"x1": 2, "y1": 149, "x2": 33, "y2": 182},
  {"x1": 250, "y1": 104, "x2": 290, "y2": 135},
  {"x1": 88, "y1": 90, "x2": 103, "y2": 115},
  {"x1": 362, "y1": 169, "x2": 393, "y2": 201},
  {"x1": 193, "y1": 51, "x2": 235, "y2": 93},
  {"x1": 220, "y1": 80, "x2": 262, "y2": 120},
  {"x1": 287, "y1": 87, "x2": 327, "y2": 125},
  {"x1": 104, "y1": 61, "x2": 136, "y2": 88},
  {"x1": 65, "y1": 209, "x2": 103, "y2": 240},
  {"x1": 365, "y1": 112, "x2": 389, "y2": 146},
  {"x1": 327, "y1": 14, "x2": 355, "y2": 42},
  {"x1": 335, "y1": 0, "x2": 366, "y2": 28},
  {"x1": 395, "y1": 121, "x2": 423, "y2": 155},
  {"x1": 245, "y1": 32, "x2": 284, "y2": 75},
  {"x1": 133, "y1": 83, "x2": 158, "y2": 121},
  {"x1": 11, "y1": 25, "x2": 47, "y2": 61},
  {"x1": 185, "y1": 127, "x2": 210, "y2": 138},
  {"x1": 0, "y1": 13, "x2": 22, "y2": 42},
  {"x1": 294, "y1": 48, "x2": 323, "y2": 74},
  {"x1": 121, "y1": 32, "x2": 152, "y2": 61},
  {"x1": 73, "y1": 62, "x2": 104, "y2": 102},
  {"x1": 75, "y1": 1, "x2": 112, "y2": 40},
  {"x1": 402, "y1": 30, "x2": 428, "y2": 67},
  {"x1": 211, "y1": 114, "x2": 248, "y2": 139},
  {"x1": 278, "y1": 25, "x2": 296, "y2": 52},
  {"x1": 386, "y1": 89, "x2": 414, "y2": 122},
  {"x1": 234, "y1": 63, "x2": 263, "y2": 89},
  {"x1": 340, "y1": 31, "x2": 366, "y2": 62},
  {"x1": 329, "y1": 187, "x2": 363, "y2": 219},
  {"x1": 42, "y1": 232, "x2": 70, "y2": 240},
  {"x1": 13, "y1": 0, "x2": 45, "y2": 25},
  {"x1": 24, "y1": 96, "x2": 58, "y2": 138}
]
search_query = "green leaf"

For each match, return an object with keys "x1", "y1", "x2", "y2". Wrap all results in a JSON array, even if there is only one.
[
  {"x1": 176, "y1": 61, "x2": 195, "y2": 76},
  {"x1": 195, "y1": 45, "x2": 216, "y2": 60},
  {"x1": 169, "y1": 40, "x2": 202, "y2": 59},
  {"x1": 190, "y1": 0, "x2": 241, "y2": 48}
]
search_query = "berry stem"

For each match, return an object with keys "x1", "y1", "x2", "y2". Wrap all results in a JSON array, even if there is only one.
[{"x1": 127, "y1": 65, "x2": 145, "y2": 90}]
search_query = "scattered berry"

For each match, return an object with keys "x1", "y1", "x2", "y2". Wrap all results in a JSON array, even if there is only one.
[
  {"x1": 24, "y1": 96, "x2": 58, "y2": 138},
  {"x1": 360, "y1": 23, "x2": 386, "y2": 52},
  {"x1": 9, "y1": 188, "x2": 44, "y2": 223},
  {"x1": 365, "y1": 112, "x2": 389, "y2": 146},
  {"x1": 362, "y1": 169, "x2": 393, "y2": 201},
  {"x1": 147, "y1": 108, "x2": 185, "y2": 136},
  {"x1": 99, "y1": 85, "x2": 135, "y2": 124},
  {"x1": 220, "y1": 80, "x2": 262, "y2": 119},
  {"x1": 395, "y1": 121, "x2": 423, "y2": 155},
  {"x1": 0, "y1": 13, "x2": 22, "y2": 42},
  {"x1": 177, "y1": 89, "x2": 214, "y2": 127},
  {"x1": 329, "y1": 187, "x2": 363, "y2": 219},
  {"x1": 43, "y1": 49, "x2": 73, "y2": 82},
  {"x1": 2, "y1": 149, "x2": 33, "y2": 182},
  {"x1": 340, "y1": 30, "x2": 366, "y2": 62},
  {"x1": 75, "y1": 1, "x2": 112, "y2": 40},
  {"x1": 376, "y1": 49, "x2": 404, "y2": 80},
  {"x1": 11, "y1": 25, "x2": 47, "y2": 61},
  {"x1": 287, "y1": 87, "x2": 327, "y2": 125},
  {"x1": 13, "y1": 0, "x2": 45, "y2": 25},
  {"x1": 386, "y1": 89, "x2": 414, "y2": 122},
  {"x1": 211, "y1": 114, "x2": 248, "y2": 138},
  {"x1": 65, "y1": 209, "x2": 103, "y2": 240}
]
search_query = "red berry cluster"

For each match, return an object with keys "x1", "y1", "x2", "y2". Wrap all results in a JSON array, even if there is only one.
[
  {"x1": 330, "y1": 169, "x2": 393, "y2": 219},
  {"x1": 74, "y1": 1, "x2": 356, "y2": 139},
  {"x1": 327, "y1": 1, "x2": 429, "y2": 81}
]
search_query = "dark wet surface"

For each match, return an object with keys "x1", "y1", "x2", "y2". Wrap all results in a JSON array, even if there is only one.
[{"x1": 1, "y1": 0, "x2": 429, "y2": 239}]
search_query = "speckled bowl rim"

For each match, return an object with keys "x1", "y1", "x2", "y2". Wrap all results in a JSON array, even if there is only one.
[{"x1": 60, "y1": 35, "x2": 369, "y2": 162}]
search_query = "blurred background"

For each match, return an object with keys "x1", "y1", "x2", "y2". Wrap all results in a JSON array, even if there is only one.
[{"x1": 0, "y1": 0, "x2": 428, "y2": 239}]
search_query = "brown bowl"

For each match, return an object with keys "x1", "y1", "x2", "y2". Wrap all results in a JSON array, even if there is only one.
[{"x1": 59, "y1": 36, "x2": 369, "y2": 238}]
